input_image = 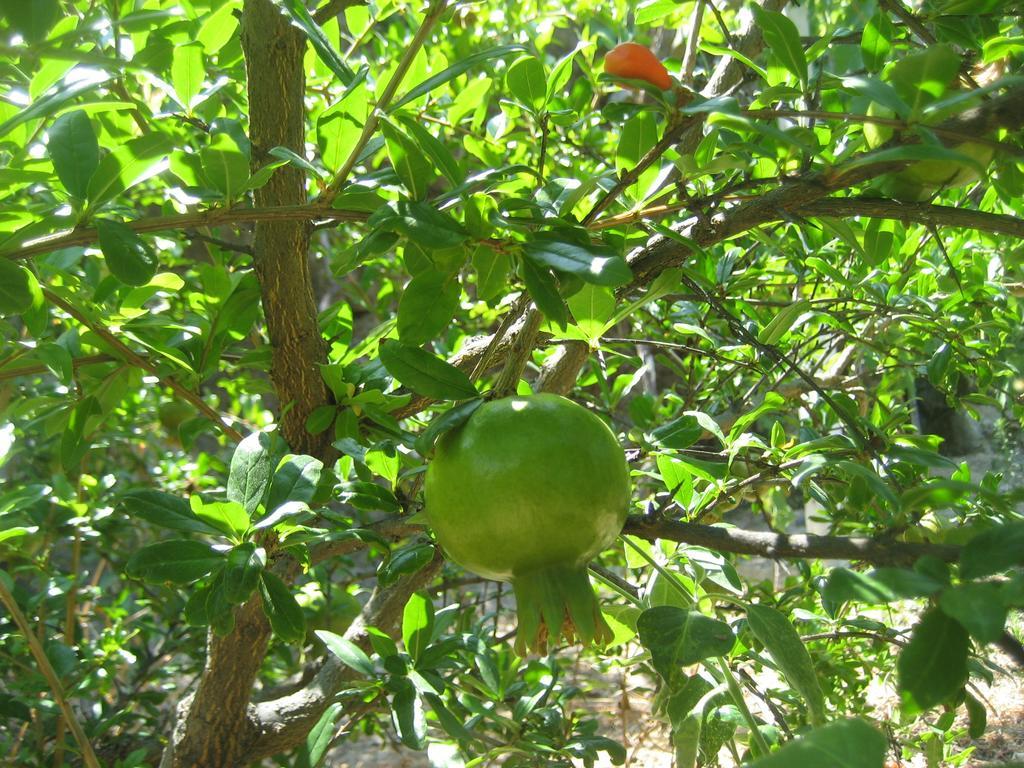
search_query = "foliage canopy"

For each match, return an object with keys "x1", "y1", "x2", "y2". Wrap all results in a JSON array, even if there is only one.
[{"x1": 1, "y1": 0, "x2": 1024, "y2": 766}]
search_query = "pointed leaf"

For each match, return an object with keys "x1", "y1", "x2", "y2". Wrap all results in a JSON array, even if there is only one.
[
  {"x1": 378, "y1": 339, "x2": 477, "y2": 400},
  {"x1": 96, "y1": 219, "x2": 158, "y2": 286},
  {"x1": 47, "y1": 110, "x2": 99, "y2": 199},
  {"x1": 125, "y1": 540, "x2": 224, "y2": 584}
]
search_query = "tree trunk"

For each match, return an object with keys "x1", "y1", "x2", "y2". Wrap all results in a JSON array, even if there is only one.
[{"x1": 161, "y1": 2, "x2": 335, "y2": 764}]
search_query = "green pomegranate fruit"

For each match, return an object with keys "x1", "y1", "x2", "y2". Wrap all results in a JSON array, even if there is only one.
[
  {"x1": 862, "y1": 44, "x2": 993, "y2": 202},
  {"x1": 425, "y1": 394, "x2": 631, "y2": 655}
]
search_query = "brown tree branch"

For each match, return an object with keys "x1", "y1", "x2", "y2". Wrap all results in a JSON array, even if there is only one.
[
  {"x1": 623, "y1": 516, "x2": 962, "y2": 565},
  {"x1": 246, "y1": 553, "x2": 444, "y2": 759},
  {"x1": 44, "y1": 290, "x2": 243, "y2": 443},
  {"x1": 2, "y1": 205, "x2": 367, "y2": 262},
  {"x1": 796, "y1": 197, "x2": 1024, "y2": 240}
]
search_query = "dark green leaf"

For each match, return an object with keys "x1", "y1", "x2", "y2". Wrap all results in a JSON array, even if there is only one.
[
  {"x1": 472, "y1": 245, "x2": 511, "y2": 302},
  {"x1": 398, "y1": 269, "x2": 461, "y2": 346},
  {"x1": 266, "y1": 455, "x2": 324, "y2": 512},
  {"x1": 378, "y1": 339, "x2": 478, "y2": 401},
  {"x1": 0, "y1": 258, "x2": 39, "y2": 316},
  {"x1": 121, "y1": 490, "x2": 220, "y2": 535},
  {"x1": 222, "y1": 542, "x2": 265, "y2": 604},
  {"x1": 317, "y1": 630, "x2": 375, "y2": 676},
  {"x1": 60, "y1": 396, "x2": 101, "y2": 473},
  {"x1": 47, "y1": 111, "x2": 99, "y2": 199},
  {"x1": 382, "y1": 121, "x2": 434, "y2": 200},
  {"x1": 0, "y1": 0, "x2": 59, "y2": 42},
  {"x1": 126, "y1": 540, "x2": 224, "y2": 585},
  {"x1": 259, "y1": 571, "x2": 307, "y2": 643},
  {"x1": 274, "y1": 0, "x2": 357, "y2": 85},
  {"x1": 746, "y1": 604, "x2": 826, "y2": 725},
  {"x1": 391, "y1": 678, "x2": 427, "y2": 749},
  {"x1": 227, "y1": 431, "x2": 276, "y2": 516},
  {"x1": 898, "y1": 609, "x2": 969, "y2": 713},
  {"x1": 747, "y1": 718, "x2": 887, "y2": 768},
  {"x1": 414, "y1": 398, "x2": 484, "y2": 456},
  {"x1": 939, "y1": 582, "x2": 1007, "y2": 643},
  {"x1": 96, "y1": 219, "x2": 158, "y2": 286},
  {"x1": 521, "y1": 257, "x2": 568, "y2": 329},
  {"x1": 378, "y1": 543, "x2": 435, "y2": 587},
  {"x1": 960, "y1": 522, "x2": 1024, "y2": 578},
  {"x1": 523, "y1": 240, "x2": 632, "y2": 287},
  {"x1": 296, "y1": 703, "x2": 343, "y2": 768},
  {"x1": 636, "y1": 607, "x2": 735, "y2": 683},
  {"x1": 651, "y1": 415, "x2": 703, "y2": 450}
]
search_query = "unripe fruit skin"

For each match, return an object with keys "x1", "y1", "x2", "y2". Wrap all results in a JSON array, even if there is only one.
[
  {"x1": 604, "y1": 42, "x2": 672, "y2": 91},
  {"x1": 425, "y1": 394, "x2": 631, "y2": 653},
  {"x1": 426, "y1": 394, "x2": 629, "y2": 580}
]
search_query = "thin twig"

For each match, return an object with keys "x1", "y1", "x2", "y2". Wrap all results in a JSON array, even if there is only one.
[
  {"x1": 0, "y1": 577, "x2": 101, "y2": 768},
  {"x1": 43, "y1": 289, "x2": 243, "y2": 443},
  {"x1": 318, "y1": 0, "x2": 450, "y2": 205}
]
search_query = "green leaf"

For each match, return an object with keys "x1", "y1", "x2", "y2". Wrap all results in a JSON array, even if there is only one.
[
  {"x1": 391, "y1": 678, "x2": 427, "y2": 749},
  {"x1": 189, "y1": 497, "x2": 251, "y2": 541},
  {"x1": 523, "y1": 240, "x2": 632, "y2": 287},
  {"x1": 47, "y1": 111, "x2": 99, "y2": 199},
  {"x1": 402, "y1": 591, "x2": 434, "y2": 663},
  {"x1": 259, "y1": 571, "x2": 307, "y2": 643},
  {"x1": 391, "y1": 44, "x2": 527, "y2": 112},
  {"x1": 296, "y1": 703, "x2": 343, "y2": 768},
  {"x1": 378, "y1": 542, "x2": 435, "y2": 587},
  {"x1": 939, "y1": 582, "x2": 1007, "y2": 643},
  {"x1": 222, "y1": 542, "x2": 265, "y2": 604},
  {"x1": 0, "y1": 258, "x2": 39, "y2": 316},
  {"x1": 0, "y1": 76, "x2": 110, "y2": 139},
  {"x1": 125, "y1": 540, "x2": 224, "y2": 585},
  {"x1": 395, "y1": 114, "x2": 464, "y2": 185},
  {"x1": 227, "y1": 431, "x2": 276, "y2": 516},
  {"x1": 758, "y1": 300, "x2": 811, "y2": 345},
  {"x1": 171, "y1": 41, "x2": 205, "y2": 111},
  {"x1": 747, "y1": 718, "x2": 887, "y2": 768},
  {"x1": 506, "y1": 54, "x2": 547, "y2": 110},
  {"x1": 121, "y1": 490, "x2": 221, "y2": 535},
  {"x1": 382, "y1": 121, "x2": 434, "y2": 200},
  {"x1": 414, "y1": 398, "x2": 484, "y2": 456},
  {"x1": 86, "y1": 132, "x2": 174, "y2": 209},
  {"x1": 317, "y1": 630, "x2": 375, "y2": 676},
  {"x1": 96, "y1": 219, "x2": 158, "y2": 286},
  {"x1": 568, "y1": 283, "x2": 616, "y2": 342},
  {"x1": 375, "y1": 200, "x2": 468, "y2": 248},
  {"x1": 746, "y1": 604, "x2": 827, "y2": 726},
  {"x1": 378, "y1": 339, "x2": 477, "y2": 401},
  {"x1": 266, "y1": 455, "x2": 324, "y2": 512},
  {"x1": 897, "y1": 609, "x2": 969, "y2": 713},
  {"x1": 960, "y1": 521, "x2": 1024, "y2": 578},
  {"x1": 201, "y1": 147, "x2": 251, "y2": 201},
  {"x1": 861, "y1": 10, "x2": 895, "y2": 73},
  {"x1": 636, "y1": 607, "x2": 735, "y2": 683},
  {"x1": 822, "y1": 567, "x2": 942, "y2": 605},
  {"x1": 398, "y1": 269, "x2": 461, "y2": 346},
  {"x1": 651, "y1": 415, "x2": 703, "y2": 450},
  {"x1": 521, "y1": 257, "x2": 568, "y2": 330},
  {"x1": 274, "y1": 0, "x2": 357, "y2": 85},
  {"x1": 751, "y1": 6, "x2": 808, "y2": 87},
  {"x1": 60, "y1": 395, "x2": 101, "y2": 473},
  {"x1": 472, "y1": 245, "x2": 511, "y2": 302},
  {"x1": 0, "y1": 0, "x2": 59, "y2": 42}
]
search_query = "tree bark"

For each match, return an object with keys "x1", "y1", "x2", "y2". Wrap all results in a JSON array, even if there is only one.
[
  {"x1": 162, "y1": 3, "x2": 336, "y2": 765},
  {"x1": 244, "y1": 0, "x2": 333, "y2": 459}
]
